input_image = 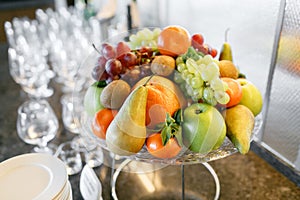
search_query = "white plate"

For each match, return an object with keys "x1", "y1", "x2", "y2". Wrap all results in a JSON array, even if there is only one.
[
  {"x1": 53, "y1": 180, "x2": 69, "y2": 200},
  {"x1": 54, "y1": 180, "x2": 70, "y2": 200},
  {"x1": 0, "y1": 153, "x2": 68, "y2": 200}
]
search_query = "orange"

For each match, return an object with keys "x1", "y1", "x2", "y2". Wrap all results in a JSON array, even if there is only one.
[
  {"x1": 221, "y1": 77, "x2": 242, "y2": 108},
  {"x1": 218, "y1": 60, "x2": 239, "y2": 79},
  {"x1": 133, "y1": 76, "x2": 187, "y2": 129},
  {"x1": 92, "y1": 108, "x2": 118, "y2": 139},
  {"x1": 157, "y1": 25, "x2": 191, "y2": 57},
  {"x1": 145, "y1": 83, "x2": 181, "y2": 128},
  {"x1": 146, "y1": 133, "x2": 181, "y2": 159}
]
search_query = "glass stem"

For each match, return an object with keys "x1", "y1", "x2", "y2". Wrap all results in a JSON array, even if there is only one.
[
  {"x1": 39, "y1": 140, "x2": 48, "y2": 150},
  {"x1": 181, "y1": 164, "x2": 185, "y2": 200}
]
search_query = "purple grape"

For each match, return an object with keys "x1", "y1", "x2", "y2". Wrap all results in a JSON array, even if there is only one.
[
  {"x1": 101, "y1": 43, "x2": 116, "y2": 60},
  {"x1": 105, "y1": 58, "x2": 123, "y2": 76}
]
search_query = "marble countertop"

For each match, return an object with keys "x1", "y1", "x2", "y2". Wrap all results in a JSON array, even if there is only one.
[{"x1": 0, "y1": 43, "x2": 299, "y2": 200}]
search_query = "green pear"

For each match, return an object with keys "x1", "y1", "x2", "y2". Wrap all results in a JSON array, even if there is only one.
[
  {"x1": 84, "y1": 81, "x2": 106, "y2": 116},
  {"x1": 237, "y1": 78, "x2": 263, "y2": 116},
  {"x1": 222, "y1": 104, "x2": 255, "y2": 154},
  {"x1": 182, "y1": 103, "x2": 226, "y2": 154},
  {"x1": 106, "y1": 85, "x2": 148, "y2": 156}
]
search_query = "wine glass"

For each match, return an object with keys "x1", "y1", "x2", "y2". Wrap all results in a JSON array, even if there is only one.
[
  {"x1": 60, "y1": 92, "x2": 104, "y2": 168},
  {"x1": 5, "y1": 20, "x2": 55, "y2": 99},
  {"x1": 16, "y1": 99, "x2": 59, "y2": 154}
]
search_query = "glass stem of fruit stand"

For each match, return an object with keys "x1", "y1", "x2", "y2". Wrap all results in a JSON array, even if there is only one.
[{"x1": 181, "y1": 164, "x2": 185, "y2": 200}]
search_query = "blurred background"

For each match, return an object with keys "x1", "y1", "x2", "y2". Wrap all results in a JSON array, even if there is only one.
[{"x1": 0, "y1": 0, "x2": 299, "y2": 193}]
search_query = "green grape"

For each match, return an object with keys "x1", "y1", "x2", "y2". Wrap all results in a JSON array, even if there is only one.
[
  {"x1": 180, "y1": 83, "x2": 188, "y2": 97},
  {"x1": 207, "y1": 62, "x2": 220, "y2": 76},
  {"x1": 129, "y1": 28, "x2": 161, "y2": 49},
  {"x1": 197, "y1": 63, "x2": 206, "y2": 73},
  {"x1": 180, "y1": 69, "x2": 190, "y2": 80},
  {"x1": 177, "y1": 63, "x2": 187, "y2": 72},
  {"x1": 153, "y1": 28, "x2": 161, "y2": 37},
  {"x1": 186, "y1": 58, "x2": 198, "y2": 74},
  {"x1": 202, "y1": 54, "x2": 214, "y2": 65},
  {"x1": 215, "y1": 91, "x2": 230, "y2": 105},
  {"x1": 136, "y1": 30, "x2": 147, "y2": 40},
  {"x1": 176, "y1": 56, "x2": 184, "y2": 65},
  {"x1": 210, "y1": 78, "x2": 224, "y2": 91},
  {"x1": 129, "y1": 35, "x2": 138, "y2": 44},
  {"x1": 174, "y1": 71, "x2": 184, "y2": 83},
  {"x1": 222, "y1": 81, "x2": 229, "y2": 91},
  {"x1": 196, "y1": 58, "x2": 203, "y2": 65},
  {"x1": 201, "y1": 67, "x2": 216, "y2": 82},
  {"x1": 148, "y1": 40, "x2": 157, "y2": 48},
  {"x1": 185, "y1": 74, "x2": 194, "y2": 85},
  {"x1": 194, "y1": 87, "x2": 204, "y2": 99},
  {"x1": 143, "y1": 28, "x2": 154, "y2": 40},
  {"x1": 203, "y1": 87, "x2": 214, "y2": 102},
  {"x1": 191, "y1": 77, "x2": 203, "y2": 88},
  {"x1": 212, "y1": 59, "x2": 219, "y2": 65},
  {"x1": 206, "y1": 97, "x2": 218, "y2": 106},
  {"x1": 175, "y1": 54, "x2": 225, "y2": 105},
  {"x1": 185, "y1": 84, "x2": 194, "y2": 97}
]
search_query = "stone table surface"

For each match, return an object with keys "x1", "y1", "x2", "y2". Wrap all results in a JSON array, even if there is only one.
[{"x1": 0, "y1": 43, "x2": 299, "y2": 200}]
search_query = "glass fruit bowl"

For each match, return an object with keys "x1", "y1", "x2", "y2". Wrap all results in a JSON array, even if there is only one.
[{"x1": 74, "y1": 26, "x2": 263, "y2": 166}]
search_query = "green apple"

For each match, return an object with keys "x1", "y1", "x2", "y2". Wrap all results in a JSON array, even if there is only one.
[
  {"x1": 84, "y1": 81, "x2": 106, "y2": 116},
  {"x1": 237, "y1": 78, "x2": 263, "y2": 116},
  {"x1": 182, "y1": 103, "x2": 226, "y2": 154}
]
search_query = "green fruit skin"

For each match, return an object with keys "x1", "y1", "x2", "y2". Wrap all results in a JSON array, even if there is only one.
[
  {"x1": 182, "y1": 103, "x2": 226, "y2": 154},
  {"x1": 237, "y1": 79, "x2": 263, "y2": 116},
  {"x1": 84, "y1": 82, "x2": 105, "y2": 116}
]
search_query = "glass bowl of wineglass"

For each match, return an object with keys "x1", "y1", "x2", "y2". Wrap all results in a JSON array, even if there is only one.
[{"x1": 16, "y1": 99, "x2": 59, "y2": 154}]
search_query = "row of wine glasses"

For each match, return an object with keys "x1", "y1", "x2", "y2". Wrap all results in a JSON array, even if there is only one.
[
  {"x1": 35, "y1": 7, "x2": 101, "y2": 92},
  {"x1": 7, "y1": 6, "x2": 105, "y2": 174},
  {"x1": 5, "y1": 7, "x2": 101, "y2": 97},
  {"x1": 5, "y1": 20, "x2": 55, "y2": 99}
]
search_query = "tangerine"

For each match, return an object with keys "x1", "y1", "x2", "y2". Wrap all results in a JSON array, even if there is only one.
[
  {"x1": 92, "y1": 108, "x2": 118, "y2": 139},
  {"x1": 157, "y1": 25, "x2": 191, "y2": 57},
  {"x1": 221, "y1": 77, "x2": 242, "y2": 108},
  {"x1": 133, "y1": 76, "x2": 186, "y2": 129},
  {"x1": 146, "y1": 133, "x2": 181, "y2": 159},
  {"x1": 146, "y1": 83, "x2": 181, "y2": 128}
]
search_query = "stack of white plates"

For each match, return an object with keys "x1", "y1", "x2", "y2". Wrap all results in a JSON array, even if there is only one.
[{"x1": 0, "y1": 153, "x2": 72, "y2": 200}]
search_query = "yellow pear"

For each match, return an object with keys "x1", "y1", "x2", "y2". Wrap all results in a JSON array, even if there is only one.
[
  {"x1": 219, "y1": 42, "x2": 233, "y2": 61},
  {"x1": 106, "y1": 85, "x2": 148, "y2": 156},
  {"x1": 222, "y1": 105, "x2": 255, "y2": 154},
  {"x1": 219, "y1": 28, "x2": 233, "y2": 61}
]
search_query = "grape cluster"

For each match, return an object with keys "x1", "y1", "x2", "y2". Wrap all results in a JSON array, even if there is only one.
[
  {"x1": 129, "y1": 28, "x2": 161, "y2": 50},
  {"x1": 91, "y1": 42, "x2": 155, "y2": 86},
  {"x1": 174, "y1": 48, "x2": 229, "y2": 106}
]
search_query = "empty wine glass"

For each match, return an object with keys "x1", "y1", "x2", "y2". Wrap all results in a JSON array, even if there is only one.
[
  {"x1": 5, "y1": 20, "x2": 55, "y2": 99},
  {"x1": 60, "y1": 92, "x2": 85, "y2": 133},
  {"x1": 17, "y1": 99, "x2": 59, "y2": 154}
]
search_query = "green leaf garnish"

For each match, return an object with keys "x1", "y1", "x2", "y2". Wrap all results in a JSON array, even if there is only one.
[{"x1": 159, "y1": 109, "x2": 183, "y2": 147}]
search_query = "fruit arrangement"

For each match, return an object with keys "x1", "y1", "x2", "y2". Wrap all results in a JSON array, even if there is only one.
[{"x1": 83, "y1": 25, "x2": 263, "y2": 161}]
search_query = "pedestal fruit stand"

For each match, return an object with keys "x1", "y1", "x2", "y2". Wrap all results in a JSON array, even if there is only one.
[{"x1": 75, "y1": 25, "x2": 263, "y2": 200}]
